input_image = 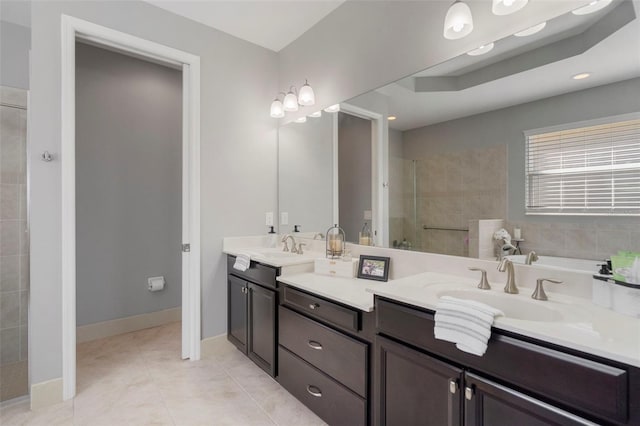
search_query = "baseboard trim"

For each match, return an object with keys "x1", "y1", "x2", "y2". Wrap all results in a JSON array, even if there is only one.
[
  {"x1": 77, "y1": 307, "x2": 181, "y2": 343},
  {"x1": 200, "y1": 332, "x2": 227, "y2": 357},
  {"x1": 31, "y1": 378, "x2": 63, "y2": 410}
]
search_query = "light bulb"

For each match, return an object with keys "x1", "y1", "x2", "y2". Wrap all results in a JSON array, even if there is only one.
[
  {"x1": 294, "y1": 116, "x2": 307, "y2": 123},
  {"x1": 298, "y1": 80, "x2": 315, "y2": 106},
  {"x1": 467, "y1": 43, "x2": 495, "y2": 56},
  {"x1": 572, "y1": 72, "x2": 591, "y2": 80},
  {"x1": 444, "y1": 1, "x2": 473, "y2": 40},
  {"x1": 492, "y1": 0, "x2": 528, "y2": 15},
  {"x1": 283, "y1": 91, "x2": 298, "y2": 112},
  {"x1": 324, "y1": 104, "x2": 340, "y2": 113},
  {"x1": 309, "y1": 111, "x2": 322, "y2": 118},
  {"x1": 270, "y1": 98, "x2": 284, "y2": 118}
]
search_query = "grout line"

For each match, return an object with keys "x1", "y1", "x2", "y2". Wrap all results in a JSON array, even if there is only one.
[{"x1": 225, "y1": 369, "x2": 279, "y2": 426}]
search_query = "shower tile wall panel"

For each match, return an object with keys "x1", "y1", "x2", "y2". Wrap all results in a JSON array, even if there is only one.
[
  {"x1": 413, "y1": 145, "x2": 507, "y2": 257},
  {"x1": 0, "y1": 96, "x2": 29, "y2": 401}
]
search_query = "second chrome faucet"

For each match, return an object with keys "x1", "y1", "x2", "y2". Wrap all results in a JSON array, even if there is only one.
[{"x1": 497, "y1": 258, "x2": 519, "y2": 294}]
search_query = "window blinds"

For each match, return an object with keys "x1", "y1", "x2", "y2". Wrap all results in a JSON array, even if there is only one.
[{"x1": 525, "y1": 115, "x2": 640, "y2": 215}]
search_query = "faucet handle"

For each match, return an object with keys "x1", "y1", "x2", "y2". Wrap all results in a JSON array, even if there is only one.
[
  {"x1": 468, "y1": 267, "x2": 491, "y2": 290},
  {"x1": 532, "y1": 278, "x2": 563, "y2": 301},
  {"x1": 297, "y1": 243, "x2": 306, "y2": 255}
]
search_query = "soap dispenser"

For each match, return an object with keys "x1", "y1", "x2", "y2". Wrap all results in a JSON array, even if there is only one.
[
  {"x1": 267, "y1": 226, "x2": 277, "y2": 248},
  {"x1": 359, "y1": 222, "x2": 372, "y2": 246}
]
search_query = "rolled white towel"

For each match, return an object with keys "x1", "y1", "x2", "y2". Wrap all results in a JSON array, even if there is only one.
[
  {"x1": 434, "y1": 296, "x2": 503, "y2": 356},
  {"x1": 233, "y1": 254, "x2": 251, "y2": 272}
]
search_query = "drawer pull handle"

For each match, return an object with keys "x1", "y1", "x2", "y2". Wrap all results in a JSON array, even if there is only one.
[
  {"x1": 309, "y1": 303, "x2": 320, "y2": 310},
  {"x1": 307, "y1": 385, "x2": 322, "y2": 398},
  {"x1": 465, "y1": 386, "x2": 474, "y2": 401},
  {"x1": 449, "y1": 379, "x2": 458, "y2": 394},
  {"x1": 308, "y1": 340, "x2": 323, "y2": 350}
]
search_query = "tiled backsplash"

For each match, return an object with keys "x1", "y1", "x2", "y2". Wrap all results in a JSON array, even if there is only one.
[{"x1": 0, "y1": 87, "x2": 29, "y2": 401}]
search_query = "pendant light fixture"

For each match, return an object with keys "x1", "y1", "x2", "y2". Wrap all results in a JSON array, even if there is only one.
[
  {"x1": 443, "y1": 1, "x2": 474, "y2": 40},
  {"x1": 298, "y1": 79, "x2": 316, "y2": 106},
  {"x1": 492, "y1": 0, "x2": 528, "y2": 16},
  {"x1": 283, "y1": 87, "x2": 299, "y2": 112},
  {"x1": 270, "y1": 96, "x2": 285, "y2": 118}
]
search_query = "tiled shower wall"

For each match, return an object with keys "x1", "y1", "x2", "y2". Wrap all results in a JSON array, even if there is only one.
[
  {"x1": 395, "y1": 145, "x2": 507, "y2": 257},
  {"x1": 0, "y1": 86, "x2": 29, "y2": 401}
]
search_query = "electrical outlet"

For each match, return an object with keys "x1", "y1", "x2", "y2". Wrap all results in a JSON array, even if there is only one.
[
  {"x1": 265, "y1": 212, "x2": 274, "y2": 226},
  {"x1": 281, "y1": 212, "x2": 289, "y2": 225}
]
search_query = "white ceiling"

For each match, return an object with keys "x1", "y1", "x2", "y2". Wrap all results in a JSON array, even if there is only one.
[
  {"x1": 373, "y1": 1, "x2": 640, "y2": 131},
  {"x1": 143, "y1": 0, "x2": 345, "y2": 52}
]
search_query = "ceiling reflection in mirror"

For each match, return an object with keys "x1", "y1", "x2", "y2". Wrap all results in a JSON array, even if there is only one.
[{"x1": 277, "y1": 0, "x2": 640, "y2": 262}]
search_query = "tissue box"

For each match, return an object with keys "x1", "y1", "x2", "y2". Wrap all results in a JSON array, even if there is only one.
[{"x1": 315, "y1": 258, "x2": 358, "y2": 278}]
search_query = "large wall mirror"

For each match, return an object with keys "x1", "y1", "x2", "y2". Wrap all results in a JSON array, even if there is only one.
[{"x1": 278, "y1": 0, "x2": 640, "y2": 262}]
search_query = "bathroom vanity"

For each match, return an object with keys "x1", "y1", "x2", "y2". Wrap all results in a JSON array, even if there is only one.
[{"x1": 224, "y1": 237, "x2": 640, "y2": 426}]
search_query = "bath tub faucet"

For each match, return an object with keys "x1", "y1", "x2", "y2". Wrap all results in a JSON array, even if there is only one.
[
  {"x1": 525, "y1": 251, "x2": 539, "y2": 265},
  {"x1": 497, "y1": 258, "x2": 519, "y2": 294}
]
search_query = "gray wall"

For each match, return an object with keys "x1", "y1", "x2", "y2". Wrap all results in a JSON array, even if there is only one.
[
  {"x1": 75, "y1": 43, "x2": 182, "y2": 326},
  {"x1": 278, "y1": 113, "x2": 334, "y2": 234},
  {"x1": 403, "y1": 77, "x2": 640, "y2": 223},
  {"x1": 0, "y1": 21, "x2": 30, "y2": 89},
  {"x1": 277, "y1": 1, "x2": 588, "y2": 121},
  {"x1": 30, "y1": 1, "x2": 278, "y2": 385},
  {"x1": 338, "y1": 112, "x2": 371, "y2": 243}
]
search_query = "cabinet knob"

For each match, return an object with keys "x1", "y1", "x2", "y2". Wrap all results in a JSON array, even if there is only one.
[
  {"x1": 309, "y1": 303, "x2": 319, "y2": 310},
  {"x1": 449, "y1": 379, "x2": 458, "y2": 394},
  {"x1": 306, "y1": 385, "x2": 322, "y2": 398},
  {"x1": 465, "y1": 386, "x2": 474, "y2": 401},
  {"x1": 308, "y1": 340, "x2": 323, "y2": 350}
]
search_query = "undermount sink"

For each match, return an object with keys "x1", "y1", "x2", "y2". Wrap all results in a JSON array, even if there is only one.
[
  {"x1": 257, "y1": 251, "x2": 299, "y2": 259},
  {"x1": 437, "y1": 289, "x2": 565, "y2": 322}
]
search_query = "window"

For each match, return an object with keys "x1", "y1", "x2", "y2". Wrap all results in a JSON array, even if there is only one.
[{"x1": 525, "y1": 114, "x2": 640, "y2": 215}]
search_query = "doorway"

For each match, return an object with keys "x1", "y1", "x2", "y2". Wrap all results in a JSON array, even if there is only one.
[{"x1": 60, "y1": 16, "x2": 201, "y2": 400}]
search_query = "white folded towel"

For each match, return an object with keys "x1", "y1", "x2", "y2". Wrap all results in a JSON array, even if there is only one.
[
  {"x1": 434, "y1": 296, "x2": 503, "y2": 356},
  {"x1": 233, "y1": 254, "x2": 251, "y2": 272}
]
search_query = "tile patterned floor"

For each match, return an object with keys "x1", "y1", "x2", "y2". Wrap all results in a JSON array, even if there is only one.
[{"x1": 0, "y1": 322, "x2": 326, "y2": 425}]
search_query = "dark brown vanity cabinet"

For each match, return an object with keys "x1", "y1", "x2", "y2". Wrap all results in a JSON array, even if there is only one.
[
  {"x1": 278, "y1": 285, "x2": 375, "y2": 426},
  {"x1": 375, "y1": 296, "x2": 639, "y2": 426},
  {"x1": 227, "y1": 256, "x2": 279, "y2": 377}
]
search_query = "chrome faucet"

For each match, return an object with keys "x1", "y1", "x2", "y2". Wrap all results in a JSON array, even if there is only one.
[
  {"x1": 525, "y1": 251, "x2": 539, "y2": 265},
  {"x1": 497, "y1": 258, "x2": 519, "y2": 294},
  {"x1": 313, "y1": 233, "x2": 325, "y2": 240},
  {"x1": 281, "y1": 234, "x2": 298, "y2": 253}
]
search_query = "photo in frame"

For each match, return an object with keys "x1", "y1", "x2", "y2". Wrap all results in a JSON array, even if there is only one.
[{"x1": 357, "y1": 255, "x2": 390, "y2": 282}]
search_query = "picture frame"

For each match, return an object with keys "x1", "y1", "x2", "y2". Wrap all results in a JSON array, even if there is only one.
[{"x1": 357, "y1": 255, "x2": 390, "y2": 282}]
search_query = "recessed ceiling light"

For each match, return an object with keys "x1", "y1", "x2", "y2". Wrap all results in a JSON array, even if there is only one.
[
  {"x1": 572, "y1": 72, "x2": 591, "y2": 80},
  {"x1": 388, "y1": 116, "x2": 397, "y2": 121},
  {"x1": 572, "y1": 0, "x2": 612, "y2": 15},
  {"x1": 294, "y1": 116, "x2": 307, "y2": 123},
  {"x1": 309, "y1": 111, "x2": 322, "y2": 118},
  {"x1": 324, "y1": 104, "x2": 340, "y2": 113},
  {"x1": 492, "y1": 0, "x2": 528, "y2": 16},
  {"x1": 514, "y1": 22, "x2": 546, "y2": 37},
  {"x1": 467, "y1": 43, "x2": 495, "y2": 56}
]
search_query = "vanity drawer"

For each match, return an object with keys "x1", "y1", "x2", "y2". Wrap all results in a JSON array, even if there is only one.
[
  {"x1": 282, "y1": 286, "x2": 360, "y2": 332},
  {"x1": 227, "y1": 255, "x2": 278, "y2": 289},
  {"x1": 279, "y1": 306, "x2": 368, "y2": 397},
  {"x1": 278, "y1": 346, "x2": 367, "y2": 426},
  {"x1": 376, "y1": 297, "x2": 629, "y2": 424}
]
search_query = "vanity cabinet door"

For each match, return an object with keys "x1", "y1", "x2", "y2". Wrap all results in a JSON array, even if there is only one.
[
  {"x1": 375, "y1": 335, "x2": 463, "y2": 426},
  {"x1": 248, "y1": 282, "x2": 277, "y2": 376},
  {"x1": 227, "y1": 275, "x2": 248, "y2": 353},
  {"x1": 463, "y1": 373, "x2": 596, "y2": 426}
]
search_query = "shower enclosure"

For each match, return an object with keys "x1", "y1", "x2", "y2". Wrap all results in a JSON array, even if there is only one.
[{"x1": 0, "y1": 86, "x2": 29, "y2": 402}]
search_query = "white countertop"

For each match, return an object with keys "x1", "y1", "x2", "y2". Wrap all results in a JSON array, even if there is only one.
[
  {"x1": 366, "y1": 272, "x2": 640, "y2": 367},
  {"x1": 277, "y1": 273, "x2": 383, "y2": 312},
  {"x1": 223, "y1": 246, "x2": 321, "y2": 268}
]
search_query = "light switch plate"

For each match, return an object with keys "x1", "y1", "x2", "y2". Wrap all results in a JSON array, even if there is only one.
[
  {"x1": 281, "y1": 212, "x2": 289, "y2": 225},
  {"x1": 265, "y1": 212, "x2": 274, "y2": 226}
]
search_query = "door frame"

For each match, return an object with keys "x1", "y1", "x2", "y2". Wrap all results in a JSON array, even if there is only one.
[
  {"x1": 60, "y1": 15, "x2": 201, "y2": 400},
  {"x1": 334, "y1": 103, "x2": 388, "y2": 247}
]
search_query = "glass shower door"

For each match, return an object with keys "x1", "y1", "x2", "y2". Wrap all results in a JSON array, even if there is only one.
[{"x1": 0, "y1": 86, "x2": 29, "y2": 402}]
